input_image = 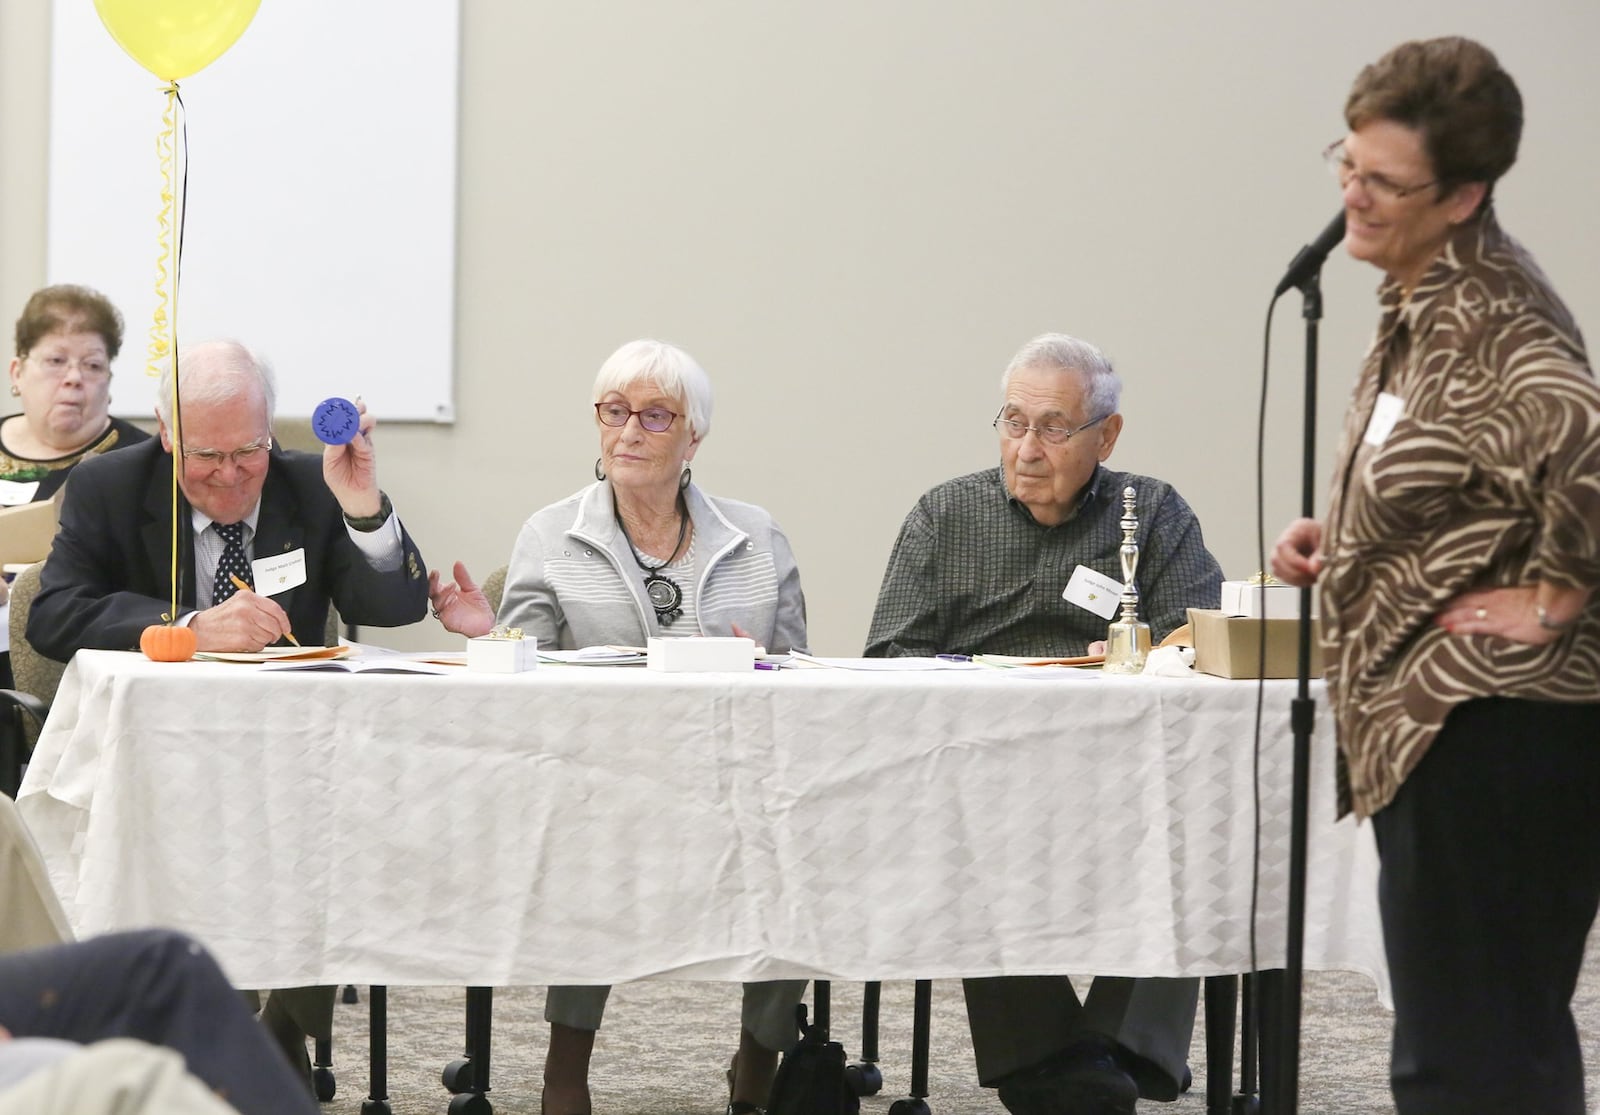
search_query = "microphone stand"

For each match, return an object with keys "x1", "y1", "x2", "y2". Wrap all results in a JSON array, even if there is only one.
[{"x1": 1268, "y1": 268, "x2": 1324, "y2": 1115}]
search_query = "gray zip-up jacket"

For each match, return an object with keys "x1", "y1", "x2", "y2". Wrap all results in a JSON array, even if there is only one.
[{"x1": 497, "y1": 480, "x2": 807, "y2": 652}]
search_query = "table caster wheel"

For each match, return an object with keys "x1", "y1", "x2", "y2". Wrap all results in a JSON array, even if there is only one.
[
  {"x1": 312, "y1": 1067, "x2": 336, "y2": 1101},
  {"x1": 1232, "y1": 1098, "x2": 1261, "y2": 1115},
  {"x1": 360, "y1": 1101, "x2": 393, "y2": 1115},
  {"x1": 887, "y1": 1099, "x2": 929, "y2": 1115},
  {"x1": 342, "y1": 984, "x2": 360, "y2": 1005},
  {"x1": 845, "y1": 1062, "x2": 883, "y2": 1096},
  {"x1": 441, "y1": 1059, "x2": 474, "y2": 1094},
  {"x1": 447, "y1": 1093, "x2": 493, "y2": 1115}
]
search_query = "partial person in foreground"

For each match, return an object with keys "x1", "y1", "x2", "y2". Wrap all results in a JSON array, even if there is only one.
[
  {"x1": 866, "y1": 332, "x2": 1223, "y2": 1115},
  {"x1": 429, "y1": 338, "x2": 807, "y2": 1115},
  {"x1": 1271, "y1": 37, "x2": 1600, "y2": 1115},
  {"x1": 26, "y1": 339, "x2": 430, "y2": 1087},
  {"x1": 0, "y1": 930, "x2": 319, "y2": 1115}
]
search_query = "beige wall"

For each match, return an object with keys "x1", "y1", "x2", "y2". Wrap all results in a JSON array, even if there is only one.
[{"x1": 6, "y1": 2, "x2": 1599, "y2": 652}]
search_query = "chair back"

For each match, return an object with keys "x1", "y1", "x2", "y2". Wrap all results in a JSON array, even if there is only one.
[
  {"x1": 8, "y1": 563, "x2": 64, "y2": 748},
  {"x1": 482, "y1": 565, "x2": 508, "y2": 617},
  {"x1": 0, "y1": 793, "x2": 73, "y2": 951}
]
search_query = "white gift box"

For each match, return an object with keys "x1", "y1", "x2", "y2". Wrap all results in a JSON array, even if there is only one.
[
  {"x1": 647, "y1": 636, "x2": 756, "y2": 673},
  {"x1": 1220, "y1": 580, "x2": 1304, "y2": 620},
  {"x1": 467, "y1": 633, "x2": 538, "y2": 673}
]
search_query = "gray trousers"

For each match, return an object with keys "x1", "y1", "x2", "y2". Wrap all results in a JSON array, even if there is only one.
[
  {"x1": 240, "y1": 986, "x2": 336, "y2": 1042},
  {"x1": 964, "y1": 975, "x2": 1198, "y2": 1101},
  {"x1": 546, "y1": 979, "x2": 809, "y2": 1053}
]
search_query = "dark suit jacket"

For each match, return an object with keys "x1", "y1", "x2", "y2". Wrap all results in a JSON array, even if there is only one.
[{"x1": 28, "y1": 438, "x2": 429, "y2": 661}]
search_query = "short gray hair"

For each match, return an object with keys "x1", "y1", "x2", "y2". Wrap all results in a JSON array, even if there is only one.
[
  {"x1": 155, "y1": 340, "x2": 277, "y2": 427},
  {"x1": 591, "y1": 339, "x2": 713, "y2": 440},
  {"x1": 1000, "y1": 333, "x2": 1122, "y2": 419}
]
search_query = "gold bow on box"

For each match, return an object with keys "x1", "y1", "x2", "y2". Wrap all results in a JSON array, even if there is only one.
[{"x1": 468, "y1": 626, "x2": 537, "y2": 673}]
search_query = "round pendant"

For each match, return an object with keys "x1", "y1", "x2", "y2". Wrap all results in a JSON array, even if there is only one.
[{"x1": 643, "y1": 573, "x2": 683, "y2": 626}]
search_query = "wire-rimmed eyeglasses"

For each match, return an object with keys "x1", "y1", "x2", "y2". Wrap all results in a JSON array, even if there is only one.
[
  {"x1": 595, "y1": 402, "x2": 679, "y2": 433},
  {"x1": 182, "y1": 436, "x2": 272, "y2": 469},
  {"x1": 1323, "y1": 139, "x2": 1437, "y2": 203},
  {"x1": 993, "y1": 409, "x2": 1109, "y2": 446},
  {"x1": 27, "y1": 351, "x2": 111, "y2": 380}
]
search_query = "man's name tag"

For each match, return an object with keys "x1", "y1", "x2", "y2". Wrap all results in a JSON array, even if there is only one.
[
  {"x1": 0, "y1": 480, "x2": 41, "y2": 506},
  {"x1": 252, "y1": 549, "x2": 307, "y2": 596},
  {"x1": 1363, "y1": 391, "x2": 1404, "y2": 447},
  {"x1": 1062, "y1": 564, "x2": 1124, "y2": 621}
]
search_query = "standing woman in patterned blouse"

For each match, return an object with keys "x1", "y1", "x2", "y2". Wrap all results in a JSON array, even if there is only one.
[{"x1": 1271, "y1": 38, "x2": 1600, "y2": 1115}]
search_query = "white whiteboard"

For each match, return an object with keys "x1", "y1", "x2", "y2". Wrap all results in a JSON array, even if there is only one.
[{"x1": 47, "y1": 0, "x2": 460, "y2": 422}]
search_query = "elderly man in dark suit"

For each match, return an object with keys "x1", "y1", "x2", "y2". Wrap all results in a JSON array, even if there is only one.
[
  {"x1": 27, "y1": 338, "x2": 429, "y2": 1084},
  {"x1": 29, "y1": 339, "x2": 427, "y2": 656}
]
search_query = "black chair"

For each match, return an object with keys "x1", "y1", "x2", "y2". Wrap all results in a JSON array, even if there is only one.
[{"x1": 2, "y1": 563, "x2": 62, "y2": 798}]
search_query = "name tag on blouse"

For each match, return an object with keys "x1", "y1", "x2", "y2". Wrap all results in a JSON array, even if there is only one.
[
  {"x1": 1062, "y1": 564, "x2": 1123, "y2": 620},
  {"x1": 252, "y1": 549, "x2": 308, "y2": 596},
  {"x1": 0, "y1": 479, "x2": 40, "y2": 506},
  {"x1": 1363, "y1": 391, "x2": 1404, "y2": 447}
]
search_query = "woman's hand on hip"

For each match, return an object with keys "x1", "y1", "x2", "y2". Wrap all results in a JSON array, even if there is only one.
[{"x1": 1435, "y1": 584, "x2": 1589, "y2": 646}]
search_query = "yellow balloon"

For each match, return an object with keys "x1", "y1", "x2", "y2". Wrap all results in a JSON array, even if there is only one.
[{"x1": 94, "y1": 0, "x2": 262, "y2": 82}]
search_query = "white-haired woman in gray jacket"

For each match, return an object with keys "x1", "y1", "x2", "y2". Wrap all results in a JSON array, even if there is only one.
[{"x1": 429, "y1": 338, "x2": 807, "y2": 1115}]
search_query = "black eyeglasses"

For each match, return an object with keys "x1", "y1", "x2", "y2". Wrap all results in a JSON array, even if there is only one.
[
  {"x1": 595, "y1": 402, "x2": 679, "y2": 433},
  {"x1": 993, "y1": 409, "x2": 1109, "y2": 446}
]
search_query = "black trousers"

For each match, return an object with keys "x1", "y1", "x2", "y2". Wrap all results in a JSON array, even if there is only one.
[
  {"x1": 1371, "y1": 697, "x2": 1600, "y2": 1115},
  {"x1": 0, "y1": 929, "x2": 319, "y2": 1115}
]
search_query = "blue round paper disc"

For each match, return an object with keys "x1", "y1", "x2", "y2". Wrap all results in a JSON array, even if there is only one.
[{"x1": 312, "y1": 397, "x2": 361, "y2": 445}]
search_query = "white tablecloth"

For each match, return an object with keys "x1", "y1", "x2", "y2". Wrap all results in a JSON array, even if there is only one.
[{"x1": 16, "y1": 651, "x2": 1387, "y2": 997}]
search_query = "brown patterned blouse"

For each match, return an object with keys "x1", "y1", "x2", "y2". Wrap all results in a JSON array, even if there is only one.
[{"x1": 1320, "y1": 207, "x2": 1600, "y2": 818}]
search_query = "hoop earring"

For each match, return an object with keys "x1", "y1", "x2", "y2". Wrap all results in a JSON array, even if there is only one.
[
  {"x1": 678, "y1": 465, "x2": 692, "y2": 491},
  {"x1": 594, "y1": 457, "x2": 606, "y2": 482}
]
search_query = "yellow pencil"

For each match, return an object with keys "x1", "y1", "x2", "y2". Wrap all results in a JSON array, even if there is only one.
[{"x1": 228, "y1": 573, "x2": 300, "y2": 646}]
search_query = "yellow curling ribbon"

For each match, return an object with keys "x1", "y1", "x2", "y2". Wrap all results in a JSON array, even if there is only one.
[
  {"x1": 148, "y1": 82, "x2": 186, "y2": 625},
  {"x1": 147, "y1": 84, "x2": 178, "y2": 382}
]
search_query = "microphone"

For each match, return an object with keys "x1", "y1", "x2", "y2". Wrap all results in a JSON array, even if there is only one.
[{"x1": 1273, "y1": 211, "x2": 1347, "y2": 297}]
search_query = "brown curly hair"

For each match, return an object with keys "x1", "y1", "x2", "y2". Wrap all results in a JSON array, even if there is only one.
[
  {"x1": 13, "y1": 284, "x2": 124, "y2": 360},
  {"x1": 1345, "y1": 37, "x2": 1522, "y2": 208}
]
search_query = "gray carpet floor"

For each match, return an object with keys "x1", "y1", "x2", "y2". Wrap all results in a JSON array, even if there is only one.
[{"x1": 315, "y1": 950, "x2": 1600, "y2": 1115}]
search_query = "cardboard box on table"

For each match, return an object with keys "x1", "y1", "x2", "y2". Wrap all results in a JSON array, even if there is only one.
[{"x1": 1188, "y1": 607, "x2": 1323, "y2": 679}]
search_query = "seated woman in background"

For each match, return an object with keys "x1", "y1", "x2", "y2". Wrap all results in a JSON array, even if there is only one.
[
  {"x1": 3, "y1": 284, "x2": 149, "y2": 501},
  {"x1": 2, "y1": 284, "x2": 149, "y2": 692},
  {"x1": 429, "y1": 338, "x2": 808, "y2": 1115}
]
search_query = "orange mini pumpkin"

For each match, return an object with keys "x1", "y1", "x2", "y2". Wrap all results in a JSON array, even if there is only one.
[{"x1": 140, "y1": 624, "x2": 197, "y2": 662}]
